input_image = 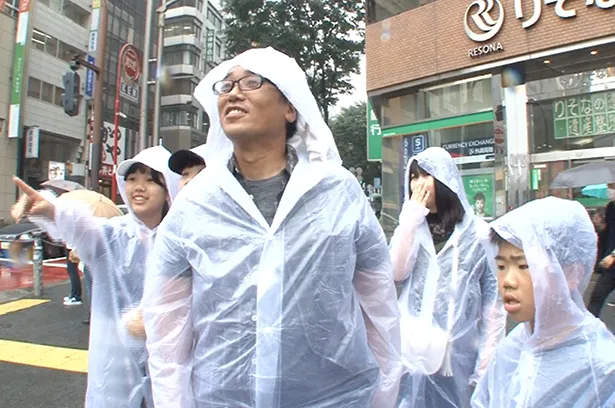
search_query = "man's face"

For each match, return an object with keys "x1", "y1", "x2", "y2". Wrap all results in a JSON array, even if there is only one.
[
  {"x1": 475, "y1": 198, "x2": 485, "y2": 212},
  {"x1": 179, "y1": 164, "x2": 206, "y2": 190},
  {"x1": 495, "y1": 241, "x2": 535, "y2": 326},
  {"x1": 216, "y1": 67, "x2": 296, "y2": 142}
]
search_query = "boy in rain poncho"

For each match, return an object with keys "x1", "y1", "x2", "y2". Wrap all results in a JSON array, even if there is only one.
[
  {"x1": 391, "y1": 147, "x2": 505, "y2": 408},
  {"x1": 168, "y1": 144, "x2": 207, "y2": 190},
  {"x1": 143, "y1": 47, "x2": 402, "y2": 408},
  {"x1": 472, "y1": 197, "x2": 615, "y2": 407},
  {"x1": 12, "y1": 146, "x2": 179, "y2": 408}
]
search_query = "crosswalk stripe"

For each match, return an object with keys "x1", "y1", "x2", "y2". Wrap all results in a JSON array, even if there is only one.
[
  {"x1": 0, "y1": 339, "x2": 88, "y2": 373},
  {"x1": 0, "y1": 299, "x2": 49, "y2": 316}
]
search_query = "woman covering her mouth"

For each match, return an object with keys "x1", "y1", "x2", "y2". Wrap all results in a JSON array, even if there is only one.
[{"x1": 12, "y1": 146, "x2": 179, "y2": 408}]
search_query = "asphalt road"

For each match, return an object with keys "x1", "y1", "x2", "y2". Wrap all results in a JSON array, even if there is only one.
[
  {"x1": 0, "y1": 283, "x2": 89, "y2": 408},
  {"x1": 0, "y1": 276, "x2": 613, "y2": 408}
]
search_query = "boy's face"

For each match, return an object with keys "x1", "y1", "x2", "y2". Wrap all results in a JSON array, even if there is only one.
[
  {"x1": 495, "y1": 240, "x2": 535, "y2": 325},
  {"x1": 179, "y1": 164, "x2": 206, "y2": 190}
]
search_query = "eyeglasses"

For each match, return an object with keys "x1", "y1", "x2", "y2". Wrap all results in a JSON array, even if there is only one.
[{"x1": 212, "y1": 75, "x2": 267, "y2": 95}]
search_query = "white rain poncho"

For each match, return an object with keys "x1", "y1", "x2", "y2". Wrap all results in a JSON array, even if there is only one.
[
  {"x1": 29, "y1": 146, "x2": 179, "y2": 408},
  {"x1": 472, "y1": 197, "x2": 615, "y2": 408},
  {"x1": 143, "y1": 47, "x2": 402, "y2": 408},
  {"x1": 390, "y1": 147, "x2": 505, "y2": 408}
]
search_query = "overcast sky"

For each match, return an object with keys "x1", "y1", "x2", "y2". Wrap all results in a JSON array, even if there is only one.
[{"x1": 330, "y1": 54, "x2": 366, "y2": 118}]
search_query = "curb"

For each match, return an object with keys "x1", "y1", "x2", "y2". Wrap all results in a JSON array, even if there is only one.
[{"x1": 0, "y1": 279, "x2": 70, "y2": 304}]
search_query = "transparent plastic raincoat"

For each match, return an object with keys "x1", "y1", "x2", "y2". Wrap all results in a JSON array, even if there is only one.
[
  {"x1": 472, "y1": 197, "x2": 615, "y2": 408},
  {"x1": 143, "y1": 47, "x2": 402, "y2": 408},
  {"x1": 390, "y1": 147, "x2": 505, "y2": 408},
  {"x1": 30, "y1": 146, "x2": 179, "y2": 408}
]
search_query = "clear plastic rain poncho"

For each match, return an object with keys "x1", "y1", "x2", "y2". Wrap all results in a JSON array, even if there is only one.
[
  {"x1": 472, "y1": 197, "x2": 615, "y2": 408},
  {"x1": 143, "y1": 47, "x2": 402, "y2": 408},
  {"x1": 390, "y1": 147, "x2": 506, "y2": 408},
  {"x1": 30, "y1": 146, "x2": 179, "y2": 408}
]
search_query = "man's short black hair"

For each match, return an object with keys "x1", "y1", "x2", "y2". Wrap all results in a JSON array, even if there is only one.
[
  {"x1": 490, "y1": 229, "x2": 505, "y2": 245},
  {"x1": 474, "y1": 192, "x2": 486, "y2": 202}
]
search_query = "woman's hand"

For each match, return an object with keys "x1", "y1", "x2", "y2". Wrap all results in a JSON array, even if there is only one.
[
  {"x1": 12, "y1": 177, "x2": 56, "y2": 221},
  {"x1": 599, "y1": 254, "x2": 615, "y2": 269},
  {"x1": 410, "y1": 179, "x2": 430, "y2": 208}
]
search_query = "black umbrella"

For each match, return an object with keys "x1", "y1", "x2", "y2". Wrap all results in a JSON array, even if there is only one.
[{"x1": 550, "y1": 161, "x2": 615, "y2": 189}]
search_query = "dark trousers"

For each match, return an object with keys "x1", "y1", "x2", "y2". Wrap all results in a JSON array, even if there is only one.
[
  {"x1": 588, "y1": 272, "x2": 615, "y2": 317},
  {"x1": 66, "y1": 250, "x2": 82, "y2": 301}
]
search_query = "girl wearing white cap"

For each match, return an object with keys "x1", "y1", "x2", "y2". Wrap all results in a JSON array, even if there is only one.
[{"x1": 13, "y1": 145, "x2": 179, "y2": 408}]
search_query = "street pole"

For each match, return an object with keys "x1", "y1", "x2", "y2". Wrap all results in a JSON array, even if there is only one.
[
  {"x1": 153, "y1": 7, "x2": 165, "y2": 146},
  {"x1": 140, "y1": 0, "x2": 155, "y2": 152},
  {"x1": 113, "y1": 43, "x2": 131, "y2": 202},
  {"x1": 32, "y1": 234, "x2": 43, "y2": 297},
  {"x1": 90, "y1": 0, "x2": 109, "y2": 190},
  {"x1": 153, "y1": 0, "x2": 179, "y2": 147}
]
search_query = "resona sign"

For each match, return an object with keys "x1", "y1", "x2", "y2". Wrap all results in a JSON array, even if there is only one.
[
  {"x1": 464, "y1": 0, "x2": 615, "y2": 58},
  {"x1": 464, "y1": 0, "x2": 504, "y2": 58}
]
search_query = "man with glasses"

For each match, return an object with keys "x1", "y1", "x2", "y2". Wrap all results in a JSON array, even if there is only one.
[{"x1": 143, "y1": 47, "x2": 402, "y2": 408}]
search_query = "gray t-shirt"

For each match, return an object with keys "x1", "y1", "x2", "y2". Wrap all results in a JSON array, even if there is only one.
[
  {"x1": 241, "y1": 171, "x2": 289, "y2": 226},
  {"x1": 228, "y1": 145, "x2": 298, "y2": 226}
]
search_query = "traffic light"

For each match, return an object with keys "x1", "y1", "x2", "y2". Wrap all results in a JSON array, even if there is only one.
[{"x1": 62, "y1": 71, "x2": 80, "y2": 117}]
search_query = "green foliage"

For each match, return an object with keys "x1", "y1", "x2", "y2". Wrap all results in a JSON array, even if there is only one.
[
  {"x1": 330, "y1": 101, "x2": 381, "y2": 185},
  {"x1": 223, "y1": 0, "x2": 364, "y2": 124}
]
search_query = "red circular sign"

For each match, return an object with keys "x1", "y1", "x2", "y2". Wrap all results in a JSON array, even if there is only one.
[{"x1": 122, "y1": 46, "x2": 141, "y2": 81}]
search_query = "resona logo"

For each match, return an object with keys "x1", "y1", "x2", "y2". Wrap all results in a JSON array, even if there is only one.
[{"x1": 464, "y1": 0, "x2": 504, "y2": 42}]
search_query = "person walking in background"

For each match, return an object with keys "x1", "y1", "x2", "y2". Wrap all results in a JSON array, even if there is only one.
[
  {"x1": 588, "y1": 182, "x2": 615, "y2": 318},
  {"x1": 63, "y1": 246, "x2": 83, "y2": 306}
]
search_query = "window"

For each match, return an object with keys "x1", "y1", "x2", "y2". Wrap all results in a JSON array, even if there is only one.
[
  {"x1": 54, "y1": 86, "x2": 64, "y2": 107},
  {"x1": 32, "y1": 30, "x2": 47, "y2": 52},
  {"x1": 382, "y1": 77, "x2": 493, "y2": 128},
  {"x1": 162, "y1": 78, "x2": 197, "y2": 96},
  {"x1": 46, "y1": 36, "x2": 59, "y2": 58},
  {"x1": 41, "y1": 82, "x2": 54, "y2": 103},
  {"x1": 28, "y1": 78, "x2": 42, "y2": 99},
  {"x1": 3, "y1": 0, "x2": 19, "y2": 18},
  {"x1": 164, "y1": 19, "x2": 202, "y2": 38},
  {"x1": 28, "y1": 77, "x2": 67, "y2": 108},
  {"x1": 207, "y1": 6, "x2": 223, "y2": 30},
  {"x1": 161, "y1": 107, "x2": 199, "y2": 128},
  {"x1": 59, "y1": 41, "x2": 85, "y2": 63},
  {"x1": 62, "y1": 1, "x2": 90, "y2": 28}
]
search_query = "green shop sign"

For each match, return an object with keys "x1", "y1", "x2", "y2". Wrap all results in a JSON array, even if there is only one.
[
  {"x1": 367, "y1": 100, "x2": 382, "y2": 161},
  {"x1": 553, "y1": 90, "x2": 615, "y2": 139}
]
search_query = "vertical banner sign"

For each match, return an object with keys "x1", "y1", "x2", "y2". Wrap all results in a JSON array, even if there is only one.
[
  {"x1": 25, "y1": 126, "x2": 40, "y2": 158},
  {"x1": 367, "y1": 100, "x2": 382, "y2": 161},
  {"x1": 8, "y1": 0, "x2": 34, "y2": 139},
  {"x1": 86, "y1": 0, "x2": 101, "y2": 98}
]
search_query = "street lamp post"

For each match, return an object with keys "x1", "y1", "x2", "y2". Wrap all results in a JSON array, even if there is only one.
[
  {"x1": 113, "y1": 43, "x2": 140, "y2": 201},
  {"x1": 152, "y1": 0, "x2": 180, "y2": 146}
]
